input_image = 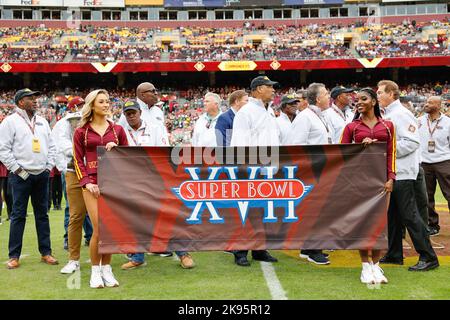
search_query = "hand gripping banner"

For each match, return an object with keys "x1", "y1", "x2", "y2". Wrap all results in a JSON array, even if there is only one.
[{"x1": 97, "y1": 144, "x2": 389, "y2": 254}]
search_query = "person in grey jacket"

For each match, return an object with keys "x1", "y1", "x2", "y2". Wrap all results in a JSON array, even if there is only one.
[
  {"x1": 0, "y1": 89, "x2": 58, "y2": 269},
  {"x1": 377, "y1": 80, "x2": 438, "y2": 271}
]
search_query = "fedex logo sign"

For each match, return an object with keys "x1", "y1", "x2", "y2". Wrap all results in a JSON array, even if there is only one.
[{"x1": 172, "y1": 166, "x2": 313, "y2": 225}]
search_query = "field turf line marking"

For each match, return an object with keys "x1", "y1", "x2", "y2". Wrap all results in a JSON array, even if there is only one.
[{"x1": 260, "y1": 261, "x2": 288, "y2": 300}]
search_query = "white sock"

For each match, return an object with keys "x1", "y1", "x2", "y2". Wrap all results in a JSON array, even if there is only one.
[
  {"x1": 92, "y1": 265, "x2": 101, "y2": 272},
  {"x1": 362, "y1": 262, "x2": 371, "y2": 270}
]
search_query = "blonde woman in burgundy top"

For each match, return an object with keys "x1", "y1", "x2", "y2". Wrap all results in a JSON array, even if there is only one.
[
  {"x1": 340, "y1": 88, "x2": 396, "y2": 285},
  {"x1": 73, "y1": 89, "x2": 128, "y2": 289}
]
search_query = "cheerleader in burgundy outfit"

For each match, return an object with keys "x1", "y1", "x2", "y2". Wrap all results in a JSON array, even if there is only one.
[
  {"x1": 340, "y1": 88, "x2": 396, "y2": 285},
  {"x1": 73, "y1": 89, "x2": 128, "y2": 288}
]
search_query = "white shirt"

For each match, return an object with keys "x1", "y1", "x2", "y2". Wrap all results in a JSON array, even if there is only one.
[
  {"x1": 51, "y1": 112, "x2": 80, "y2": 172},
  {"x1": 383, "y1": 99, "x2": 420, "y2": 180},
  {"x1": 323, "y1": 104, "x2": 354, "y2": 144},
  {"x1": 123, "y1": 119, "x2": 169, "y2": 147},
  {"x1": 118, "y1": 99, "x2": 170, "y2": 146},
  {"x1": 276, "y1": 111, "x2": 294, "y2": 146},
  {"x1": 287, "y1": 106, "x2": 332, "y2": 145},
  {"x1": 418, "y1": 113, "x2": 450, "y2": 164},
  {"x1": 230, "y1": 97, "x2": 280, "y2": 147},
  {"x1": 0, "y1": 107, "x2": 56, "y2": 174},
  {"x1": 191, "y1": 111, "x2": 222, "y2": 147},
  {"x1": 149, "y1": 102, "x2": 165, "y2": 124}
]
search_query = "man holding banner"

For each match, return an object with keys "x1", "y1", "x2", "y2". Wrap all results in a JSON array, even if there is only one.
[
  {"x1": 229, "y1": 75, "x2": 280, "y2": 266},
  {"x1": 288, "y1": 83, "x2": 332, "y2": 265},
  {"x1": 377, "y1": 80, "x2": 439, "y2": 271},
  {"x1": 119, "y1": 100, "x2": 195, "y2": 270}
]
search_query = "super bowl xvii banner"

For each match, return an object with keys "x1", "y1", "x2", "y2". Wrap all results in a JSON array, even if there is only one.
[{"x1": 97, "y1": 144, "x2": 389, "y2": 254}]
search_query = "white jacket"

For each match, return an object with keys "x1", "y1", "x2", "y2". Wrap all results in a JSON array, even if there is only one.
[
  {"x1": 230, "y1": 97, "x2": 280, "y2": 147},
  {"x1": 418, "y1": 113, "x2": 450, "y2": 164},
  {"x1": 192, "y1": 111, "x2": 222, "y2": 147},
  {"x1": 122, "y1": 119, "x2": 169, "y2": 147},
  {"x1": 51, "y1": 112, "x2": 80, "y2": 173},
  {"x1": 287, "y1": 106, "x2": 332, "y2": 145},
  {"x1": 0, "y1": 108, "x2": 56, "y2": 174},
  {"x1": 323, "y1": 104, "x2": 354, "y2": 144},
  {"x1": 118, "y1": 98, "x2": 166, "y2": 132},
  {"x1": 383, "y1": 99, "x2": 420, "y2": 180},
  {"x1": 276, "y1": 111, "x2": 293, "y2": 146}
]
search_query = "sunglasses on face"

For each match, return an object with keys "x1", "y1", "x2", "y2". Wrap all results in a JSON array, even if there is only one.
[{"x1": 142, "y1": 88, "x2": 158, "y2": 94}]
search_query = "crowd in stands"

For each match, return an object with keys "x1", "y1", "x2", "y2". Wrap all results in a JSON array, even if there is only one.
[
  {"x1": 1, "y1": 82, "x2": 448, "y2": 146},
  {"x1": 0, "y1": 20, "x2": 448, "y2": 62},
  {"x1": 0, "y1": 46, "x2": 68, "y2": 62}
]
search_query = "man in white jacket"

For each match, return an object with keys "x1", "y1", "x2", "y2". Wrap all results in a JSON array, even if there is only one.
[
  {"x1": 52, "y1": 97, "x2": 93, "y2": 274},
  {"x1": 287, "y1": 83, "x2": 332, "y2": 265},
  {"x1": 377, "y1": 80, "x2": 438, "y2": 271},
  {"x1": 0, "y1": 89, "x2": 58, "y2": 269},
  {"x1": 191, "y1": 92, "x2": 222, "y2": 147},
  {"x1": 323, "y1": 86, "x2": 354, "y2": 143},
  {"x1": 118, "y1": 82, "x2": 167, "y2": 133},
  {"x1": 119, "y1": 100, "x2": 195, "y2": 270},
  {"x1": 276, "y1": 94, "x2": 299, "y2": 145},
  {"x1": 229, "y1": 76, "x2": 280, "y2": 266}
]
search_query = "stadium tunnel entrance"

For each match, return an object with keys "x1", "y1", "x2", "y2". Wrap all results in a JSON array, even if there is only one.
[{"x1": 0, "y1": 66, "x2": 448, "y2": 92}]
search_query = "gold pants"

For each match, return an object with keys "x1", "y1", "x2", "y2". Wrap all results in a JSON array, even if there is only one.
[{"x1": 66, "y1": 172, "x2": 88, "y2": 261}]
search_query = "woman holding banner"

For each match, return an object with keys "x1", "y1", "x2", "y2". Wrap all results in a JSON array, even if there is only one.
[
  {"x1": 73, "y1": 89, "x2": 128, "y2": 289},
  {"x1": 340, "y1": 88, "x2": 396, "y2": 285}
]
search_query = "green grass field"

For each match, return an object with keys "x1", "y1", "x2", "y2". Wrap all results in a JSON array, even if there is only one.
[{"x1": 0, "y1": 187, "x2": 448, "y2": 300}]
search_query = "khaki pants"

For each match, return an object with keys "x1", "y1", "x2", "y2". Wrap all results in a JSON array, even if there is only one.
[{"x1": 66, "y1": 172, "x2": 88, "y2": 261}]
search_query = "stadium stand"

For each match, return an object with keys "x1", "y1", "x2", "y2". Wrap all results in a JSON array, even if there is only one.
[{"x1": 0, "y1": 20, "x2": 448, "y2": 62}]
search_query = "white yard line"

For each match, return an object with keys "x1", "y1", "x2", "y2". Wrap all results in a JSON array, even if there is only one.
[{"x1": 260, "y1": 261, "x2": 288, "y2": 300}]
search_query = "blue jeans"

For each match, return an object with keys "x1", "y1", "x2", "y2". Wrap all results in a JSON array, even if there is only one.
[
  {"x1": 9, "y1": 171, "x2": 52, "y2": 258},
  {"x1": 131, "y1": 251, "x2": 188, "y2": 263},
  {"x1": 62, "y1": 173, "x2": 92, "y2": 241}
]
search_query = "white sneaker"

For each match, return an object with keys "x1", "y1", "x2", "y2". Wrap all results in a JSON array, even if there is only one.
[
  {"x1": 360, "y1": 263, "x2": 376, "y2": 284},
  {"x1": 90, "y1": 266, "x2": 104, "y2": 289},
  {"x1": 371, "y1": 262, "x2": 388, "y2": 284},
  {"x1": 101, "y1": 265, "x2": 119, "y2": 287},
  {"x1": 60, "y1": 260, "x2": 80, "y2": 274}
]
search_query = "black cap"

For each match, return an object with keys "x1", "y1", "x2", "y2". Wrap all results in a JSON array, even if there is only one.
[
  {"x1": 330, "y1": 86, "x2": 354, "y2": 100},
  {"x1": 123, "y1": 100, "x2": 141, "y2": 112},
  {"x1": 14, "y1": 88, "x2": 40, "y2": 105},
  {"x1": 281, "y1": 94, "x2": 299, "y2": 106},
  {"x1": 250, "y1": 76, "x2": 279, "y2": 90}
]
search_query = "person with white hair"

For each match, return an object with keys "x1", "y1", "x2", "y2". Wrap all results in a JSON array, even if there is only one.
[{"x1": 191, "y1": 92, "x2": 222, "y2": 147}]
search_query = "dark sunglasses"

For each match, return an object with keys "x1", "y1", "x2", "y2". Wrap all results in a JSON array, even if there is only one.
[
  {"x1": 142, "y1": 88, "x2": 158, "y2": 94},
  {"x1": 205, "y1": 119, "x2": 213, "y2": 129}
]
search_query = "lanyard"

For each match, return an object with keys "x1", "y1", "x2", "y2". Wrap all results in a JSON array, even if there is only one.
[
  {"x1": 128, "y1": 128, "x2": 145, "y2": 146},
  {"x1": 17, "y1": 112, "x2": 36, "y2": 135},
  {"x1": 427, "y1": 116, "x2": 441, "y2": 139},
  {"x1": 309, "y1": 107, "x2": 330, "y2": 134},
  {"x1": 332, "y1": 105, "x2": 347, "y2": 122}
]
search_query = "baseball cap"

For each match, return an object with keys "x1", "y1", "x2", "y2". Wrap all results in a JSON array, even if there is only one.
[
  {"x1": 67, "y1": 96, "x2": 84, "y2": 111},
  {"x1": 123, "y1": 100, "x2": 141, "y2": 112},
  {"x1": 66, "y1": 111, "x2": 82, "y2": 121},
  {"x1": 250, "y1": 76, "x2": 279, "y2": 90},
  {"x1": 330, "y1": 86, "x2": 354, "y2": 100},
  {"x1": 281, "y1": 94, "x2": 299, "y2": 106},
  {"x1": 14, "y1": 88, "x2": 40, "y2": 105}
]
